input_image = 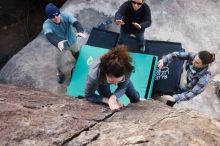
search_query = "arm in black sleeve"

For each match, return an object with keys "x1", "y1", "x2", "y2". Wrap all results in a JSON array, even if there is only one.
[
  {"x1": 72, "y1": 21, "x2": 84, "y2": 33},
  {"x1": 115, "y1": 2, "x2": 129, "y2": 20},
  {"x1": 45, "y1": 33, "x2": 62, "y2": 47},
  {"x1": 46, "y1": 33, "x2": 70, "y2": 49},
  {"x1": 140, "y1": 5, "x2": 152, "y2": 29}
]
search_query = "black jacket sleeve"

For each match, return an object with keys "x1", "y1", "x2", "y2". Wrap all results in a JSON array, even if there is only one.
[
  {"x1": 46, "y1": 33, "x2": 69, "y2": 48},
  {"x1": 46, "y1": 33, "x2": 61, "y2": 47},
  {"x1": 72, "y1": 21, "x2": 84, "y2": 33},
  {"x1": 140, "y1": 4, "x2": 151, "y2": 29},
  {"x1": 115, "y1": 2, "x2": 129, "y2": 20}
]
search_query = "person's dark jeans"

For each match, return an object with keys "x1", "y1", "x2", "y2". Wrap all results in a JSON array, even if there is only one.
[
  {"x1": 97, "y1": 80, "x2": 140, "y2": 103},
  {"x1": 117, "y1": 29, "x2": 145, "y2": 48}
]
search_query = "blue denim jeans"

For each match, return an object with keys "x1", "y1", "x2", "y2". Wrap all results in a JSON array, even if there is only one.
[
  {"x1": 118, "y1": 29, "x2": 145, "y2": 47},
  {"x1": 97, "y1": 79, "x2": 140, "y2": 103}
]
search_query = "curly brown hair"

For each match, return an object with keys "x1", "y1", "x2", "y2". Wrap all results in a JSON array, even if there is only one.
[{"x1": 99, "y1": 45, "x2": 134, "y2": 81}]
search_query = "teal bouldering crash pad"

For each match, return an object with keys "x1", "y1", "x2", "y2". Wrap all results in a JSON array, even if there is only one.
[{"x1": 67, "y1": 45, "x2": 158, "y2": 105}]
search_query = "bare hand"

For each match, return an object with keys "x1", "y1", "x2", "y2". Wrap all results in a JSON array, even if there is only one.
[
  {"x1": 132, "y1": 22, "x2": 141, "y2": 29},
  {"x1": 108, "y1": 95, "x2": 121, "y2": 111},
  {"x1": 117, "y1": 101, "x2": 124, "y2": 107},
  {"x1": 115, "y1": 20, "x2": 125, "y2": 26},
  {"x1": 157, "y1": 59, "x2": 164, "y2": 69},
  {"x1": 57, "y1": 40, "x2": 67, "y2": 51},
  {"x1": 77, "y1": 32, "x2": 86, "y2": 38},
  {"x1": 161, "y1": 95, "x2": 176, "y2": 102}
]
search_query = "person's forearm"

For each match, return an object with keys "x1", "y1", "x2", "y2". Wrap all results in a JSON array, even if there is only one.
[
  {"x1": 115, "y1": 11, "x2": 123, "y2": 21},
  {"x1": 72, "y1": 21, "x2": 84, "y2": 33},
  {"x1": 114, "y1": 79, "x2": 129, "y2": 98},
  {"x1": 174, "y1": 88, "x2": 201, "y2": 102},
  {"x1": 140, "y1": 14, "x2": 151, "y2": 28},
  {"x1": 115, "y1": 2, "x2": 128, "y2": 20},
  {"x1": 162, "y1": 52, "x2": 194, "y2": 66},
  {"x1": 139, "y1": 5, "x2": 151, "y2": 28},
  {"x1": 46, "y1": 33, "x2": 61, "y2": 47}
]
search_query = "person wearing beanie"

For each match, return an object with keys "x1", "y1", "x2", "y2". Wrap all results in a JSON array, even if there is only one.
[
  {"x1": 43, "y1": 3, "x2": 86, "y2": 84},
  {"x1": 157, "y1": 50, "x2": 215, "y2": 106}
]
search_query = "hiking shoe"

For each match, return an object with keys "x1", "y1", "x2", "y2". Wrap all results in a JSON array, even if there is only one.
[
  {"x1": 57, "y1": 73, "x2": 65, "y2": 84},
  {"x1": 140, "y1": 46, "x2": 146, "y2": 52}
]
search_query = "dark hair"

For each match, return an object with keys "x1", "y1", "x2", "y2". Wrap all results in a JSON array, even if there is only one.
[
  {"x1": 198, "y1": 50, "x2": 215, "y2": 65},
  {"x1": 99, "y1": 45, "x2": 134, "y2": 81}
]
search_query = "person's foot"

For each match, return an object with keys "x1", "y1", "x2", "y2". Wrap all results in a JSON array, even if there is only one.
[
  {"x1": 140, "y1": 46, "x2": 146, "y2": 52},
  {"x1": 57, "y1": 73, "x2": 65, "y2": 84}
]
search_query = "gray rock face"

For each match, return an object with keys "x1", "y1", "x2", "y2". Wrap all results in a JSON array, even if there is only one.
[
  {"x1": 0, "y1": 84, "x2": 220, "y2": 146},
  {"x1": 0, "y1": 84, "x2": 111, "y2": 146},
  {"x1": 67, "y1": 102, "x2": 220, "y2": 146},
  {"x1": 174, "y1": 81, "x2": 220, "y2": 118}
]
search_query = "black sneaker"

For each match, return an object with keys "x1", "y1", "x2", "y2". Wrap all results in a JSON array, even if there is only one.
[{"x1": 57, "y1": 73, "x2": 65, "y2": 84}]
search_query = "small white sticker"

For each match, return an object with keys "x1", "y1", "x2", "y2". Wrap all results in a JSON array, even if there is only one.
[
  {"x1": 87, "y1": 56, "x2": 94, "y2": 65},
  {"x1": 156, "y1": 66, "x2": 169, "y2": 80}
]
